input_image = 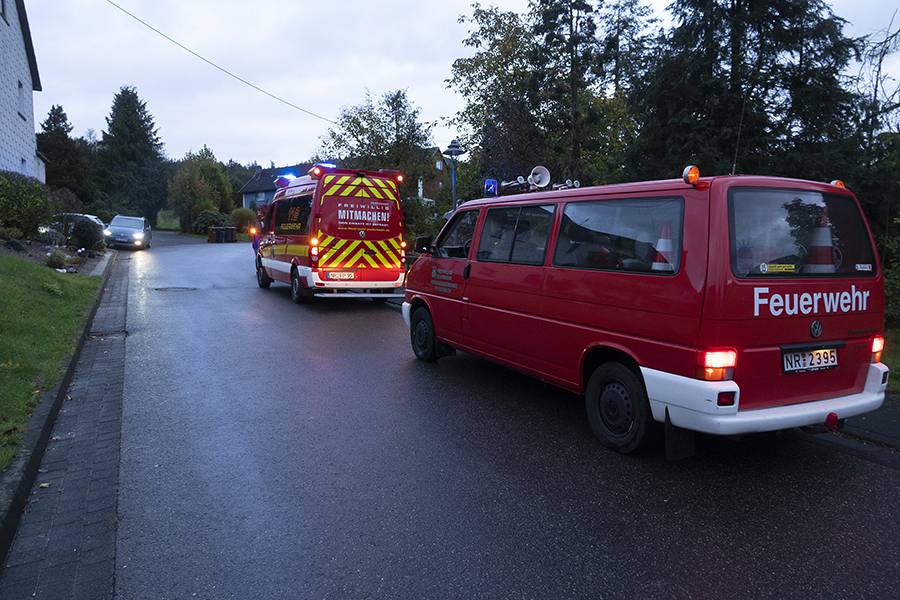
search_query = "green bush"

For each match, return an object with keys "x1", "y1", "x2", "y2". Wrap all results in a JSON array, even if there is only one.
[
  {"x1": 35, "y1": 230, "x2": 66, "y2": 246},
  {"x1": 192, "y1": 209, "x2": 229, "y2": 234},
  {"x1": 46, "y1": 249, "x2": 66, "y2": 269},
  {"x1": 72, "y1": 219, "x2": 104, "y2": 250},
  {"x1": 0, "y1": 226, "x2": 23, "y2": 239},
  {"x1": 0, "y1": 171, "x2": 49, "y2": 238},
  {"x1": 230, "y1": 207, "x2": 256, "y2": 233}
]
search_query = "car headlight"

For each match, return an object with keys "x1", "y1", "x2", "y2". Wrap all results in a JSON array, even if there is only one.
[
  {"x1": 133, "y1": 232, "x2": 144, "y2": 240},
  {"x1": 104, "y1": 229, "x2": 112, "y2": 236}
]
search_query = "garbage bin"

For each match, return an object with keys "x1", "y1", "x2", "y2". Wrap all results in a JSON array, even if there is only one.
[
  {"x1": 226, "y1": 227, "x2": 237, "y2": 242},
  {"x1": 216, "y1": 227, "x2": 225, "y2": 243},
  {"x1": 208, "y1": 227, "x2": 218, "y2": 243}
]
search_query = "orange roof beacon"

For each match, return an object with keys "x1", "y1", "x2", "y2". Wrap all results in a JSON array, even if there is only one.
[
  {"x1": 254, "y1": 163, "x2": 407, "y2": 303},
  {"x1": 403, "y1": 166, "x2": 888, "y2": 459}
]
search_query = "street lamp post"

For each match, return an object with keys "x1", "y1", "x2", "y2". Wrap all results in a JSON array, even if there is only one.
[{"x1": 443, "y1": 139, "x2": 463, "y2": 209}]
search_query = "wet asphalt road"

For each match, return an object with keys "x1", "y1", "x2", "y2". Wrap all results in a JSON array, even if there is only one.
[{"x1": 114, "y1": 232, "x2": 900, "y2": 599}]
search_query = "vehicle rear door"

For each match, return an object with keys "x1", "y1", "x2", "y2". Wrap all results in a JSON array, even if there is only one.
[{"x1": 702, "y1": 179, "x2": 884, "y2": 410}]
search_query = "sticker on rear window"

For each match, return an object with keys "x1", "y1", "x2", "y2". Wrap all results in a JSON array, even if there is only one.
[
  {"x1": 761, "y1": 263, "x2": 796, "y2": 273},
  {"x1": 856, "y1": 264, "x2": 873, "y2": 271}
]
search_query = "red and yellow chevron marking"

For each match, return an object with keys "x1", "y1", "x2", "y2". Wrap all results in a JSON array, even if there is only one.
[
  {"x1": 316, "y1": 235, "x2": 405, "y2": 269},
  {"x1": 320, "y1": 174, "x2": 401, "y2": 208}
]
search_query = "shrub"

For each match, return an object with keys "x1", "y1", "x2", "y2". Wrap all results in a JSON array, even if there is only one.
[
  {"x1": 72, "y1": 219, "x2": 104, "y2": 250},
  {"x1": 192, "y1": 210, "x2": 229, "y2": 234},
  {"x1": 230, "y1": 207, "x2": 256, "y2": 233},
  {"x1": 0, "y1": 226, "x2": 23, "y2": 239},
  {"x1": 46, "y1": 249, "x2": 67, "y2": 269},
  {"x1": 35, "y1": 230, "x2": 66, "y2": 246},
  {"x1": 0, "y1": 171, "x2": 49, "y2": 238}
]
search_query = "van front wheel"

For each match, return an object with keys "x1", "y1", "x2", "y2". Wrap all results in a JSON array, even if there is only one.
[
  {"x1": 585, "y1": 363, "x2": 651, "y2": 454},
  {"x1": 410, "y1": 308, "x2": 438, "y2": 362},
  {"x1": 256, "y1": 259, "x2": 271, "y2": 288}
]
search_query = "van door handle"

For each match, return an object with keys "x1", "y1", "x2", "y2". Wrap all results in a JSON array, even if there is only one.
[{"x1": 464, "y1": 264, "x2": 471, "y2": 279}]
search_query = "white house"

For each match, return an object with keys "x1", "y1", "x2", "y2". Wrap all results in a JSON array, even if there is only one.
[{"x1": 1, "y1": 0, "x2": 44, "y2": 182}]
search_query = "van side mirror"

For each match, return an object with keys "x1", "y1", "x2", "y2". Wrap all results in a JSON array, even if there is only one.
[{"x1": 415, "y1": 236, "x2": 433, "y2": 254}]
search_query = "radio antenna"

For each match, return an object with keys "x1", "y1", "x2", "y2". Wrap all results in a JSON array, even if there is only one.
[{"x1": 731, "y1": 96, "x2": 747, "y2": 176}]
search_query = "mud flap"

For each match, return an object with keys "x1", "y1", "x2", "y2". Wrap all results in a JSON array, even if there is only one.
[{"x1": 665, "y1": 407, "x2": 695, "y2": 461}]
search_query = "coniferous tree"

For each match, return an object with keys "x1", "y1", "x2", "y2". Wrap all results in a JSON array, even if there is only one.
[
  {"x1": 97, "y1": 86, "x2": 168, "y2": 223},
  {"x1": 629, "y1": 0, "x2": 863, "y2": 181},
  {"x1": 530, "y1": 0, "x2": 601, "y2": 182},
  {"x1": 37, "y1": 105, "x2": 94, "y2": 203}
]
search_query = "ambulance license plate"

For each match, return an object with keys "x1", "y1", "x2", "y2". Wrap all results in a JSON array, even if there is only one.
[
  {"x1": 326, "y1": 271, "x2": 355, "y2": 280},
  {"x1": 783, "y1": 348, "x2": 838, "y2": 373}
]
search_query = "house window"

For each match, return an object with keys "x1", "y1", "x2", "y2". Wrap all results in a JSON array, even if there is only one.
[{"x1": 436, "y1": 161, "x2": 443, "y2": 170}]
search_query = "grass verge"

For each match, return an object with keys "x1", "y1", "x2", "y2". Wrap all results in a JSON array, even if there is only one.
[{"x1": 0, "y1": 255, "x2": 100, "y2": 471}]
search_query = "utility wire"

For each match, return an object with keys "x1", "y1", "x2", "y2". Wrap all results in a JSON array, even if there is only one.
[{"x1": 104, "y1": 0, "x2": 336, "y2": 125}]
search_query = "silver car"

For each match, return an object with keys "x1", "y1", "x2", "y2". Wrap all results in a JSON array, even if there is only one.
[{"x1": 104, "y1": 215, "x2": 152, "y2": 249}]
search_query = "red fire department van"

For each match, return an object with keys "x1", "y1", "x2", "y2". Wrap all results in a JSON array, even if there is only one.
[
  {"x1": 254, "y1": 164, "x2": 407, "y2": 302},
  {"x1": 403, "y1": 167, "x2": 889, "y2": 457}
]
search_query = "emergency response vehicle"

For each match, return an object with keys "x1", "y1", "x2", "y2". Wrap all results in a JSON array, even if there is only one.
[
  {"x1": 402, "y1": 166, "x2": 889, "y2": 458},
  {"x1": 254, "y1": 163, "x2": 407, "y2": 302}
]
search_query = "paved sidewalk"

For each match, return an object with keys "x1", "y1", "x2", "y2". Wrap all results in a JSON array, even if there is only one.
[{"x1": 0, "y1": 254, "x2": 127, "y2": 600}]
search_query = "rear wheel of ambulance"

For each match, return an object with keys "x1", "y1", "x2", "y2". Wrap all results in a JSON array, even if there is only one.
[
  {"x1": 410, "y1": 308, "x2": 438, "y2": 362},
  {"x1": 585, "y1": 363, "x2": 652, "y2": 454},
  {"x1": 290, "y1": 268, "x2": 310, "y2": 304},
  {"x1": 256, "y1": 258, "x2": 271, "y2": 289}
]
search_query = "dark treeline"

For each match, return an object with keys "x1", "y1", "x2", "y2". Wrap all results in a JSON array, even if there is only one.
[
  {"x1": 30, "y1": 1, "x2": 899, "y2": 267},
  {"x1": 448, "y1": 0, "x2": 899, "y2": 246}
]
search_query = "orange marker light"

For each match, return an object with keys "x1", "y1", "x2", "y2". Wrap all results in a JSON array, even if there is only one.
[
  {"x1": 683, "y1": 165, "x2": 700, "y2": 185},
  {"x1": 830, "y1": 180, "x2": 845, "y2": 188}
]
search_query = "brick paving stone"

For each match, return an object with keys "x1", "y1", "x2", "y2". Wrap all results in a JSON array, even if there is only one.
[{"x1": 0, "y1": 256, "x2": 127, "y2": 600}]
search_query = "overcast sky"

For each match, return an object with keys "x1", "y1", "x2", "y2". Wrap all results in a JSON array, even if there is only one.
[{"x1": 26, "y1": 0, "x2": 899, "y2": 169}]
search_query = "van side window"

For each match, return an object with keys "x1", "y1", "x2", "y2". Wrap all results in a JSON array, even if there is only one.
[
  {"x1": 435, "y1": 210, "x2": 479, "y2": 259},
  {"x1": 273, "y1": 196, "x2": 312, "y2": 235},
  {"x1": 264, "y1": 203, "x2": 276, "y2": 233},
  {"x1": 477, "y1": 205, "x2": 555, "y2": 265},
  {"x1": 553, "y1": 198, "x2": 684, "y2": 273}
]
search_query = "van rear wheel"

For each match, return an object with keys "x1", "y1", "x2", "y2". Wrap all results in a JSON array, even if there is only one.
[
  {"x1": 290, "y1": 269, "x2": 310, "y2": 304},
  {"x1": 410, "y1": 308, "x2": 438, "y2": 362},
  {"x1": 585, "y1": 363, "x2": 652, "y2": 454}
]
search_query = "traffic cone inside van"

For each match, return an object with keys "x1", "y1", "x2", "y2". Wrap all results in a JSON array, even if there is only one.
[
  {"x1": 804, "y1": 207, "x2": 836, "y2": 273},
  {"x1": 652, "y1": 220, "x2": 674, "y2": 272}
]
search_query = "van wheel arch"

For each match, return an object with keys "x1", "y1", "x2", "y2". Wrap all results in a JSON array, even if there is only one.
[{"x1": 582, "y1": 347, "x2": 643, "y2": 392}]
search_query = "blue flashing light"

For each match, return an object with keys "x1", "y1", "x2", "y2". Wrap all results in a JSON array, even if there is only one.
[{"x1": 484, "y1": 179, "x2": 498, "y2": 197}]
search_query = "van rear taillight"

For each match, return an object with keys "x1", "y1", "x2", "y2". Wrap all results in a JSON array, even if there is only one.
[
  {"x1": 872, "y1": 336, "x2": 885, "y2": 363},
  {"x1": 696, "y1": 349, "x2": 737, "y2": 381}
]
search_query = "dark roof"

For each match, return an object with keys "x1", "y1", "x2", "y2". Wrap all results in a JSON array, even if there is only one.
[
  {"x1": 238, "y1": 163, "x2": 314, "y2": 195},
  {"x1": 17, "y1": 0, "x2": 41, "y2": 92}
]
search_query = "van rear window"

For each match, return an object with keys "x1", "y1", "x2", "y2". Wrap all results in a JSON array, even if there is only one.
[
  {"x1": 553, "y1": 198, "x2": 683, "y2": 274},
  {"x1": 729, "y1": 188, "x2": 877, "y2": 278}
]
